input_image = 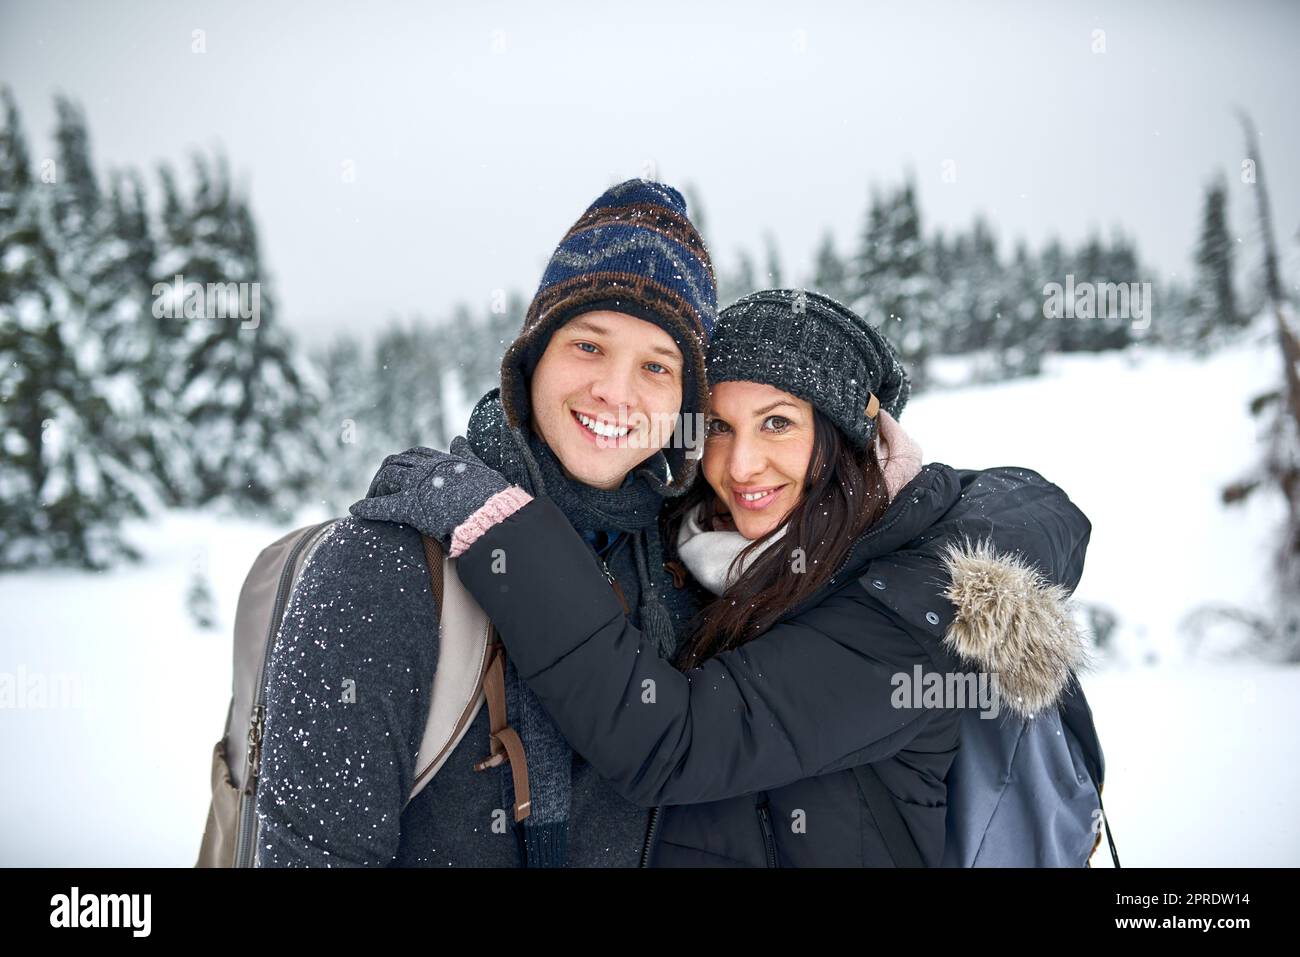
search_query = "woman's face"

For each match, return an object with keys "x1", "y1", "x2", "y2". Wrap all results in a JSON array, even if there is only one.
[{"x1": 702, "y1": 380, "x2": 816, "y2": 540}]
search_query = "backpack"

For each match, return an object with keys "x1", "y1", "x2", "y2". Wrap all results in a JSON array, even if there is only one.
[
  {"x1": 939, "y1": 673, "x2": 1120, "y2": 867},
  {"x1": 850, "y1": 674, "x2": 1118, "y2": 869},
  {"x1": 195, "y1": 519, "x2": 532, "y2": 867}
]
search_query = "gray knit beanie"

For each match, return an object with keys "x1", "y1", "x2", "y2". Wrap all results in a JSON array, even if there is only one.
[{"x1": 707, "y1": 289, "x2": 911, "y2": 450}]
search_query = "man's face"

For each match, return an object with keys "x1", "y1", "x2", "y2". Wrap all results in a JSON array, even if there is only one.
[{"x1": 529, "y1": 310, "x2": 684, "y2": 490}]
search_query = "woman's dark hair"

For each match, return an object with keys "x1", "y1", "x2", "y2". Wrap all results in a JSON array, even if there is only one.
[{"x1": 662, "y1": 406, "x2": 892, "y2": 671}]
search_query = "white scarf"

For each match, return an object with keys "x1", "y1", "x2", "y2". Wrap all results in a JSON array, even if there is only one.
[{"x1": 675, "y1": 506, "x2": 786, "y2": 596}]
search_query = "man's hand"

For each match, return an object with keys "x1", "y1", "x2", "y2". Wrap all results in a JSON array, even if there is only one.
[{"x1": 349, "y1": 437, "x2": 517, "y2": 549}]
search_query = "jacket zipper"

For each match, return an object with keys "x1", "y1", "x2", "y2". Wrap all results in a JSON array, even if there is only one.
[
  {"x1": 600, "y1": 557, "x2": 631, "y2": 615},
  {"x1": 235, "y1": 521, "x2": 330, "y2": 868},
  {"x1": 640, "y1": 806, "x2": 661, "y2": 867},
  {"x1": 829, "y1": 474, "x2": 928, "y2": 583},
  {"x1": 773, "y1": 471, "x2": 934, "y2": 628},
  {"x1": 756, "y1": 800, "x2": 778, "y2": 867}
]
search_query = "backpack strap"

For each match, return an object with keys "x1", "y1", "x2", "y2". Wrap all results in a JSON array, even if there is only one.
[
  {"x1": 472, "y1": 637, "x2": 531, "y2": 821},
  {"x1": 852, "y1": 763, "x2": 925, "y2": 867},
  {"x1": 420, "y1": 534, "x2": 531, "y2": 822},
  {"x1": 1090, "y1": 782, "x2": 1120, "y2": 868},
  {"x1": 423, "y1": 533, "x2": 446, "y2": 610},
  {"x1": 1059, "y1": 674, "x2": 1121, "y2": 868}
]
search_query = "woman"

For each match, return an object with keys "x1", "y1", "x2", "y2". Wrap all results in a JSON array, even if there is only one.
[{"x1": 351, "y1": 289, "x2": 1094, "y2": 866}]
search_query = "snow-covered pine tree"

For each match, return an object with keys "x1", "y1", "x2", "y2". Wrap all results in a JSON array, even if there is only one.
[
  {"x1": 87, "y1": 168, "x2": 198, "y2": 507},
  {"x1": 1036, "y1": 236, "x2": 1069, "y2": 354},
  {"x1": 0, "y1": 86, "x2": 56, "y2": 567},
  {"x1": 0, "y1": 93, "x2": 154, "y2": 569},
  {"x1": 717, "y1": 249, "x2": 758, "y2": 310},
  {"x1": 452, "y1": 292, "x2": 522, "y2": 408},
  {"x1": 851, "y1": 180, "x2": 940, "y2": 390},
  {"x1": 964, "y1": 217, "x2": 1008, "y2": 357},
  {"x1": 934, "y1": 216, "x2": 1007, "y2": 361},
  {"x1": 762, "y1": 233, "x2": 784, "y2": 288},
  {"x1": 1061, "y1": 230, "x2": 1137, "y2": 353},
  {"x1": 1099, "y1": 228, "x2": 1141, "y2": 351},
  {"x1": 186, "y1": 567, "x2": 218, "y2": 630},
  {"x1": 372, "y1": 319, "x2": 449, "y2": 453},
  {"x1": 1065, "y1": 233, "x2": 1107, "y2": 351},
  {"x1": 155, "y1": 152, "x2": 323, "y2": 520},
  {"x1": 93, "y1": 165, "x2": 195, "y2": 509},
  {"x1": 307, "y1": 331, "x2": 380, "y2": 513},
  {"x1": 1220, "y1": 113, "x2": 1300, "y2": 661},
  {"x1": 994, "y1": 240, "x2": 1050, "y2": 379},
  {"x1": 810, "y1": 230, "x2": 852, "y2": 307},
  {"x1": 1189, "y1": 176, "x2": 1243, "y2": 350},
  {"x1": 929, "y1": 229, "x2": 955, "y2": 348},
  {"x1": 448, "y1": 302, "x2": 488, "y2": 403}
]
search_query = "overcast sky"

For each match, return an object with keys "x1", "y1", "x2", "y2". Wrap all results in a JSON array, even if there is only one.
[{"x1": 3, "y1": 0, "x2": 1298, "y2": 340}]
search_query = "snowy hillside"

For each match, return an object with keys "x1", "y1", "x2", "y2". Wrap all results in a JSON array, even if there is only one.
[{"x1": 1, "y1": 332, "x2": 1297, "y2": 866}]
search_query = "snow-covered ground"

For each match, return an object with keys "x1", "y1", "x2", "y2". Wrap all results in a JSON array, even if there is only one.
[{"x1": 2, "y1": 331, "x2": 1297, "y2": 866}]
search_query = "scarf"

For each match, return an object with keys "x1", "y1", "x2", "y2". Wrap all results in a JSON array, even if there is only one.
[
  {"x1": 675, "y1": 509, "x2": 785, "y2": 596},
  {"x1": 464, "y1": 389, "x2": 681, "y2": 866}
]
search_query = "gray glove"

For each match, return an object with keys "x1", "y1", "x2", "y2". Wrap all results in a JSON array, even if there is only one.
[{"x1": 348, "y1": 436, "x2": 513, "y2": 549}]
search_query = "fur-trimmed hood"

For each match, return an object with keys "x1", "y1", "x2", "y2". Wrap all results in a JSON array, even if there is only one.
[
  {"x1": 940, "y1": 537, "x2": 1094, "y2": 718},
  {"x1": 831, "y1": 463, "x2": 1093, "y2": 721}
]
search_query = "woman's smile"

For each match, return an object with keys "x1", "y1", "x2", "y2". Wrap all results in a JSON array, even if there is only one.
[{"x1": 730, "y1": 484, "x2": 786, "y2": 511}]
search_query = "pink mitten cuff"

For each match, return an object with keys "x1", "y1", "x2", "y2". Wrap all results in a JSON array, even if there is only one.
[{"x1": 449, "y1": 486, "x2": 534, "y2": 557}]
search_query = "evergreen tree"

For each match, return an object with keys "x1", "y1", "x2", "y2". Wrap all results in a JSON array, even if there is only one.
[
  {"x1": 1098, "y1": 228, "x2": 1140, "y2": 351},
  {"x1": 453, "y1": 292, "x2": 522, "y2": 408},
  {"x1": 810, "y1": 230, "x2": 851, "y2": 305},
  {"x1": 965, "y1": 217, "x2": 1006, "y2": 354},
  {"x1": 1221, "y1": 112, "x2": 1300, "y2": 661},
  {"x1": 110, "y1": 168, "x2": 197, "y2": 505},
  {"x1": 851, "y1": 180, "x2": 939, "y2": 389},
  {"x1": 934, "y1": 216, "x2": 1005, "y2": 357},
  {"x1": 762, "y1": 232, "x2": 783, "y2": 288},
  {"x1": 1058, "y1": 230, "x2": 1137, "y2": 352},
  {"x1": 372, "y1": 318, "x2": 448, "y2": 453},
  {"x1": 311, "y1": 331, "x2": 383, "y2": 512},
  {"x1": 1036, "y1": 236, "x2": 1069, "y2": 355},
  {"x1": 186, "y1": 568, "x2": 218, "y2": 630},
  {"x1": 1190, "y1": 176, "x2": 1242, "y2": 346},
  {"x1": 0, "y1": 86, "x2": 56, "y2": 566},
  {"x1": 717, "y1": 249, "x2": 757, "y2": 308},
  {"x1": 993, "y1": 240, "x2": 1050, "y2": 378},
  {"x1": 0, "y1": 92, "x2": 151, "y2": 568},
  {"x1": 157, "y1": 152, "x2": 323, "y2": 519}
]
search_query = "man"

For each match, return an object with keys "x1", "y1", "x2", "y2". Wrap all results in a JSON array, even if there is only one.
[{"x1": 254, "y1": 179, "x2": 716, "y2": 866}]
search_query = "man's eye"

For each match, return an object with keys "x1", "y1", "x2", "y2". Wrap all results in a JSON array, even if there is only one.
[
  {"x1": 764, "y1": 415, "x2": 791, "y2": 432},
  {"x1": 575, "y1": 342, "x2": 599, "y2": 354},
  {"x1": 706, "y1": 418, "x2": 731, "y2": 436},
  {"x1": 645, "y1": 362, "x2": 669, "y2": 375}
]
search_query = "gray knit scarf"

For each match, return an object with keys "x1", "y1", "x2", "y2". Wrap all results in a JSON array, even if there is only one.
[{"x1": 464, "y1": 389, "x2": 680, "y2": 866}]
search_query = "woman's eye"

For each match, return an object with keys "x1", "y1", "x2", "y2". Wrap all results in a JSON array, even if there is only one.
[
  {"x1": 645, "y1": 362, "x2": 668, "y2": 375},
  {"x1": 705, "y1": 418, "x2": 730, "y2": 436},
  {"x1": 763, "y1": 415, "x2": 791, "y2": 432},
  {"x1": 575, "y1": 342, "x2": 599, "y2": 355}
]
